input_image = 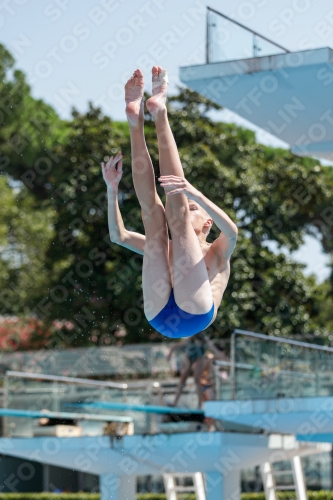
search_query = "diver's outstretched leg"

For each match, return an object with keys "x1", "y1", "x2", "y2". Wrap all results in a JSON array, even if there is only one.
[
  {"x1": 125, "y1": 69, "x2": 171, "y2": 320},
  {"x1": 172, "y1": 357, "x2": 192, "y2": 406},
  {"x1": 146, "y1": 67, "x2": 213, "y2": 315}
]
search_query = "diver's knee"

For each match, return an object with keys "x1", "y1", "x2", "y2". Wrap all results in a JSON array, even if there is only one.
[{"x1": 141, "y1": 203, "x2": 165, "y2": 223}]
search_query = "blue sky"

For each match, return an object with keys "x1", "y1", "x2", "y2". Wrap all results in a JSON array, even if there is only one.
[{"x1": 1, "y1": 0, "x2": 332, "y2": 281}]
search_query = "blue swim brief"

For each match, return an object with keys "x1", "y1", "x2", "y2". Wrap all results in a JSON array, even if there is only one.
[{"x1": 147, "y1": 289, "x2": 215, "y2": 339}]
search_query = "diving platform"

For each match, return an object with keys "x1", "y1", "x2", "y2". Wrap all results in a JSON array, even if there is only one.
[
  {"x1": 205, "y1": 396, "x2": 333, "y2": 435},
  {"x1": 180, "y1": 7, "x2": 333, "y2": 161},
  {"x1": 0, "y1": 431, "x2": 325, "y2": 500},
  {"x1": 69, "y1": 401, "x2": 204, "y2": 416},
  {"x1": 2, "y1": 329, "x2": 333, "y2": 498}
]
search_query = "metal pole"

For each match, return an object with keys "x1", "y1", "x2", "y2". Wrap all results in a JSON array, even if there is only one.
[
  {"x1": 6, "y1": 370, "x2": 128, "y2": 389},
  {"x1": 231, "y1": 332, "x2": 236, "y2": 400},
  {"x1": 315, "y1": 365, "x2": 320, "y2": 396},
  {"x1": 3, "y1": 374, "x2": 8, "y2": 436},
  {"x1": 233, "y1": 329, "x2": 333, "y2": 353},
  {"x1": 206, "y1": 8, "x2": 210, "y2": 63},
  {"x1": 43, "y1": 464, "x2": 49, "y2": 492},
  {"x1": 78, "y1": 471, "x2": 84, "y2": 491},
  {"x1": 331, "y1": 447, "x2": 333, "y2": 491},
  {"x1": 149, "y1": 383, "x2": 153, "y2": 434},
  {"x1": 214, "y1": 364, "x2": 221, "y2": 400}
]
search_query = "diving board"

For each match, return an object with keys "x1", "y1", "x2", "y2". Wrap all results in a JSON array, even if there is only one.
[
  {"x1": 180, "y1": 47, "x2": 333, "y2": 161},
  {"x1": 68, "y1": 401, "x2": 204, "y2": 416},
  {"x1": 297, "y1": 434, "x2": 333, "y2": 444},
  {"x1": 0, "y1": 408, "x2": 132, "y2": 423}
]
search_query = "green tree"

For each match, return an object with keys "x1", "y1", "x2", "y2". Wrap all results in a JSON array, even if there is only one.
[
  {"x1": 0, "y1": 176, "x2": 54, "y2": 315},
  {"x1": 0, "y1": 44, "x2": 66, "y2": 198}
]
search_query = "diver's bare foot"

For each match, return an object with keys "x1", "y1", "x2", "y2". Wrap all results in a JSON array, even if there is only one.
[
  {"x1": 146, "y1": 66, "x2": 168, "y2": 119},
  {"x1": 125, "y1": 69, "x2": 144, "y2": 127}
]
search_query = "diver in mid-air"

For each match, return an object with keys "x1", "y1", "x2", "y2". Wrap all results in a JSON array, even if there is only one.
[{"x1": 102, "y1": 67, "x2": 238, "y2": 339}]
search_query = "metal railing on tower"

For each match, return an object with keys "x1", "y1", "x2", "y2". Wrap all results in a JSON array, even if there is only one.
[
  {"x1": 229, "y1": 329, "x2": 333, "y2": 400},
  {"x1": 206, "y1": 6, "x2": 289, "y2": 64}
]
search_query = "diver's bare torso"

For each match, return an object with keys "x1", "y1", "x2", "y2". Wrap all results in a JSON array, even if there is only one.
[{"x1": 168, "y1": 239, "x2": 230, "y2": 323}]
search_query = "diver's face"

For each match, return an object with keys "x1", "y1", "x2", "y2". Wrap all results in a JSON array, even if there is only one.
[{"x1": 187, "y1": 199, "x2": 207, "y2": 234}]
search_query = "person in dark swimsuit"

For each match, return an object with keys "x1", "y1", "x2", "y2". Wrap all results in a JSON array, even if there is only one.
[
  {"x1": 167, "y1": 333, "x2": 209, "y2": 408},
  {"x1": 200, "y1": 345, "x2": 229, "y2": 402}
]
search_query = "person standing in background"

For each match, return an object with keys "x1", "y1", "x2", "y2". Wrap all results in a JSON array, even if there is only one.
[{"x1": 167, "y1": 334, "x2": 227, "y2": 408}]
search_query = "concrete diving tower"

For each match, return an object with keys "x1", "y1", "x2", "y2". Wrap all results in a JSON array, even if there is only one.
[
  {"x1": 0, "y1": 431, "x2": 323, "y2": 500},
  {"x1": 179, "y1": 47, "x2": 333, "y2": 161}
]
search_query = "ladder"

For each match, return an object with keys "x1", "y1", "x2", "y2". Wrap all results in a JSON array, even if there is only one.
[
  {"x1": 163, "y1": 472, "x2": 206, "y2": 500},
  {"x1": 261, "y1": 456, "x2": 307, "y2": 500}
]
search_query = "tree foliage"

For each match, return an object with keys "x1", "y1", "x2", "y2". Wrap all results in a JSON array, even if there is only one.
[
  {"x1": 0, "y1": 176, "x2": 54, "y2": 316},
  {"x1": 0, "y1": 44, "x2": 65, "y2": 197}
]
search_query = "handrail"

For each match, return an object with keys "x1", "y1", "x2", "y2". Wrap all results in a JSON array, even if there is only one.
[
  {"x1": 231, "y1": 329, "x2": 333, "y2": 399},
  {"x1": 214, "y1": 360, "x2": 316, "y2": 378},
  {"x1": 0, "y1": 408, "x2": 133, "y2": 423},
  {"x1": 206, "y1": 6, "x2": 290, "y2": 63},
  {"x1": 5, "y1": 370, "x2": 159, "y2": 390},
  {"x1": 233, "y1": 329, "x2": 333, "y2": 352}
]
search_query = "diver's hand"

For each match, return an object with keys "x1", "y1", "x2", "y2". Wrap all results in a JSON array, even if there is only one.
[
  {"x1": 158, "y1": 175, "x2": 200, "y2": 200},
  {"x1": 101, "y1": 152, "x2": 123, "y2": 190}
]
